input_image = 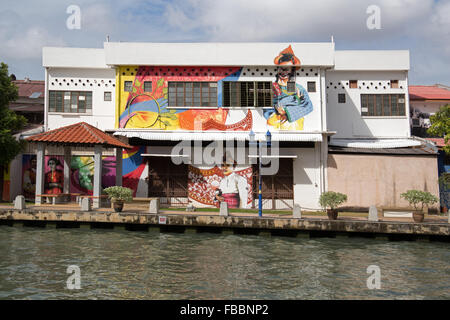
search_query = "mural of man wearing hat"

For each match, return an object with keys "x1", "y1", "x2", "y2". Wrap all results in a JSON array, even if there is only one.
[
  {"x1": 213, "y1": 154, "x2": 249, "y2": 209},
  {"x1": 265, "y1": 45, "x2": 313, "y2": 130}
]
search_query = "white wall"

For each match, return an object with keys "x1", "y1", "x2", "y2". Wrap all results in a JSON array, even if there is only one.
[
  {"x1": 47, "y1": 68, "x2": 116, "y2": 130},
  {"x1": 410, "y1": 100, "x2": 447, "y2": 115},
  {"x1": 326, "y1": 70, "x2": 410, "y2": 138},
  {"x1": 292, "y1": 146, "x2": 321, "y2": 210},
  {"x1": 104, "y1": 42, "x2": 335, "y2": 67}
]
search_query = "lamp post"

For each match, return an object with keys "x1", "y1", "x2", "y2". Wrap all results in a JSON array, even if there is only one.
[{"x1": 249, "y1": 130, "x2": 272, "y2": 217}]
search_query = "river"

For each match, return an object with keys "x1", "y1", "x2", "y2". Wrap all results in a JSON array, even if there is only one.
[{"x1": 0, "y1": 225, "x2": 448, "y2": 299}]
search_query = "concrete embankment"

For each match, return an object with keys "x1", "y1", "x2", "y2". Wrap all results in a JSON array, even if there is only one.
[{"x1": 0, "y1": 208, "x2": 449, "y2": 242}]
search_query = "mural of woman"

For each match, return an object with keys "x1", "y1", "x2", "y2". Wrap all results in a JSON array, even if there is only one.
[
  {"x1": 265, "y1": 45, "x2": 313, "y2": 130},
  {"x1": 44, "y1": 157, "x2": 63, "y2": 194},
  {"x1": 213, "y1": 156, "x2": 248, "y2": 209}
]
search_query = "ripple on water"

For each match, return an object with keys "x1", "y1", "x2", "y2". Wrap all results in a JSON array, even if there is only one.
[{"x1": 0, "y1": 226, "x2": 449, "y2": 299}]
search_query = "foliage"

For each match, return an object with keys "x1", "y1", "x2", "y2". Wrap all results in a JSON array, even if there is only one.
[
  {"x1": 0, "y1": 62, "x2": 27, "y2": 167},
  {"x1": 427, "y1": 104, "x2": 450, "y2": 154},
  {"x1": 104, "y1": 186, "x2": 133, "y2": 202},
  {"x1": 400, "y1": 190, "x2": 439, "y2": 211},
  {"x1": 319, "y1": 191, "x2": 348, "y2": 210}
]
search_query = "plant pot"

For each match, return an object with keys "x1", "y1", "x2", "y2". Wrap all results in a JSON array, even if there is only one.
[
  {"x1": 113, "y1": 201, "x2": 124, "y2": 212},
  {"x1": 412, "y1": 210, "x2": 424, "y2": 223},
  {"x1": 327, "y1": 209, "x2": 338, "y2": 220}
]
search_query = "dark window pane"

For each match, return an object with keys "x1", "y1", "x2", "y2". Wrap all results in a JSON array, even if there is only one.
[{"x1": 307, "y1": 81, "x2": 316, "y2": 92}]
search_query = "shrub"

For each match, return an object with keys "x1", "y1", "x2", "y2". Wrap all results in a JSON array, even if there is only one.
[
  {"x1": 103, "y1": 186, "x2": 133, "y2": 202},
  {"x1": 400, "y1": 190, "x2": 439, "y2": 211},
  {"x1": 319, "y1": 191, "x2": 347, "y2": 210}
]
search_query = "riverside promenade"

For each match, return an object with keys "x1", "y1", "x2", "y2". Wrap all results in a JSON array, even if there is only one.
[{"x1": 0, "y1": 203, "x2": 449, "y2": 241}]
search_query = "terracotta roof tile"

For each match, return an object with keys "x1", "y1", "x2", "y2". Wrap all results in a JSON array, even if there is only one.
[
  {"x1": 425, "y1": 138, "x2": 447, "y2": 148},
  {"x1": 13, "y1": 80, "x2": 45, "y2": 98},
  {"x1": 409, "y1": 85, "x2": 450, "y2": 100},
  {"x1": 26, "y1": 122, "x2": 132, "y2": 149}
]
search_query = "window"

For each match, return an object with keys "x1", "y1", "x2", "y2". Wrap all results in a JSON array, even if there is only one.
[
  {"x1": 104, "y1": 91, "x2": 112, "y2": 101},
  {"x1": 124, "y1": 81, "x2": 133, "y2": 92},
  {"x1": 390, "y1": 80, "x2": 399, "y2": 89},
  {"x1": 338, "y1": 93, "x2": 346, "y2": 103},
  {"x1": 307, "y1": 81, "x2": 316, "y2": 92},
  {"x1": 287, "y1": 82, "x2": 296, "y2": 93},
  {"x1": 360, "y1": 94, "x2": 406, "y2": 116},
  {"x1": 168, "y1": 82, "x2": 217, "y2": 107},
  {"x1": 349, "y1": 80, "x2": 358, "y2": 89},
  {"x1": 223, "y1": 81, "x2": 272, "y2": 107},
  {"x1": 49, "y1": 91, "x2": 92, "y2": 113},
  {"x1": 144, "y1": 81, "x2": 152, "y2": 92}
]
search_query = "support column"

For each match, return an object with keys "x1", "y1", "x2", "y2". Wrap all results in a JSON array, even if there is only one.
[
  {"x1": 93, "y1": 145, "x2": 103, "y2": 209},
  {"x1": 115, "y1": 148, "x2": 123, "y2": 187},
  {"x1": 63, "y1": 147, "x2": 71, "y2": 194},
  {"x1": 35, "y1": 143, "x2": 45, "y2": 205}
]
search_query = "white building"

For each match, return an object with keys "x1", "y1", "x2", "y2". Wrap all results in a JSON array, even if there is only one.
[{"x1": 23, "y1": 42, "x2": 439, "y2": 211}]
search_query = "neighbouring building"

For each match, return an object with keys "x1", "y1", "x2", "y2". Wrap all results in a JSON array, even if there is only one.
[
  {"x1": 20, "y1": 42, "x2": 440, "y2": 211},
  {"x1": 408, "y1": 85, "x2": 450, "y2": 211},
  {"x1": 409, "y1": 85, "x2": 450, "y2": 137},
  {"x1": 4, "y1": 78, "x2": 45, "y2": 201}
]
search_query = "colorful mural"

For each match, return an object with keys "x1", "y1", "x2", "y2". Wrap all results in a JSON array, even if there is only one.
[
  {"x1": 70, "y1": 156, "x2": 116, "y2": 195},
  {"x1": 116, "y1": 45, "x2": 314, "y2": 132},
  {"x1": 22, "y1": 154, "x2": 37, "y2": 199},
  {"x1": 22, "y1": 154, "x2": 118, "y2": 199},
  {"x1": 265, "y1": 45, "x2": 313, "y2": 130},
  {"x1": 188, "y1": 163, "x2": 252, "y2": 209},
  {"x1": 122, "y1": 146, "x2": 147, "y2": 196}
]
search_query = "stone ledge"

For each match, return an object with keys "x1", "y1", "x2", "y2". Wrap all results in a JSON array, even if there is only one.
[{"x1": 0, "y1": 209, "x2": 448, "y2": 237}]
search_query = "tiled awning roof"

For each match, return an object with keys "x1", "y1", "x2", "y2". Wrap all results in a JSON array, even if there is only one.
[{"x1": 26, "y1": 122, "x2": 132, "y2": 149}]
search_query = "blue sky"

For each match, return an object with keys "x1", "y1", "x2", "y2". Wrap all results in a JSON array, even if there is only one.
[{"x1": 1, "y1": 0, "x2": 449, "y2": 85}]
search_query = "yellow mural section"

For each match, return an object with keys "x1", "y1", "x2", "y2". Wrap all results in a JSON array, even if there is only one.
[{"x1": 115, "y1": 66, "x2": 139, "y2": 128}]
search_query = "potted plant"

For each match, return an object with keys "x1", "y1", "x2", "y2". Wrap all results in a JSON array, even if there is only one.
[
  {"x1": 400, "y1": 190, "x2": 439, "y2": 222},
  {"x1": 104, "y1": 186, "x2": 133, "y2": 212},
  {"x1": 319, "y1": 191, "x2": 348, "y2": 220}
]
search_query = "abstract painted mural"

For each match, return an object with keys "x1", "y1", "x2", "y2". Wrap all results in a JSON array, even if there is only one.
[
  {"x1": 116, "y1": 45, "x2": 314, "y2": 132},
  {"x1": 122, "y1": 146, "x2": 147, "y2": 197},
  {"x1": 70, "y1": 156, "x2": 116, "y2": 195},
  {"x1": 188, "y1": 164, "x2": 252, "y2": 209}
]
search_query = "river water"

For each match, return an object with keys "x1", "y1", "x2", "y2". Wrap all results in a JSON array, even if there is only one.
[{"x1": 0, "y1": 225, "x2": 448, "y2": 300}]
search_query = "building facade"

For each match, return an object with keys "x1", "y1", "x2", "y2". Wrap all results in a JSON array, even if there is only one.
[{"x1": 28, "y1": 42, "x2": 440, "y2": 211}]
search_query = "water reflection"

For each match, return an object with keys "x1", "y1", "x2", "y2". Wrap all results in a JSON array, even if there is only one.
[{"x1": 0, "y1": 226, "x2": 448, "y2": 299}]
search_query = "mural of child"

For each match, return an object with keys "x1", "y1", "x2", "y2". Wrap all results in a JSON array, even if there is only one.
[
  {"x1": 44, "y1": 157, "x2": 63, "y2": 195},
  {"x1": 213, "y1": 157, "x2": 249, "y2": 209},
  {"x1": 265, "y1": 45, "x2": 313, "y2": 130}
]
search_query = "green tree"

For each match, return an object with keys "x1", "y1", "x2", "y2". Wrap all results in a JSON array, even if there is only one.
[
  {"x1": 427, "y1": 104, "x2": 450, "y2": 153},
  {"x1": 0, "y1": 62, "x2": 27, "y2": 201}
]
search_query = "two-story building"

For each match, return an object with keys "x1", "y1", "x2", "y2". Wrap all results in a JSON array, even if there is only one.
[{"x1": 19, "y1": 42, "x2": 439, "y2": 211}]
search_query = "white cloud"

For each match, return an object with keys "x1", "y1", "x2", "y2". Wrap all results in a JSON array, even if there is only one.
[{"x1": 0, "y1": 0, "x2": 449, "y2": 84}]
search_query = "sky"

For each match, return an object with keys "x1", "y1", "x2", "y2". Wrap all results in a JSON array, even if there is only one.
[{"x1": 0, "y1": 0, "x2": 449, "y2": 85}]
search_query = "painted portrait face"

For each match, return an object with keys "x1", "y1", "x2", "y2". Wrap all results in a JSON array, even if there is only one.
[
  {"x1": 48, "y1": 159, "x2": 57, "y2": 171},
  {"x1": 221, "y1": 162, "x2": 233, "y2": 176},
  {"x1": 277, "y1": 67, "x2": 291, "y2": 80}
]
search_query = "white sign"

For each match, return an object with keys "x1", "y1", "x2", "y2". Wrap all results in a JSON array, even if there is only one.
[{"x1": 158, "y1": 216, "x2": 167, "y2": 224}]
